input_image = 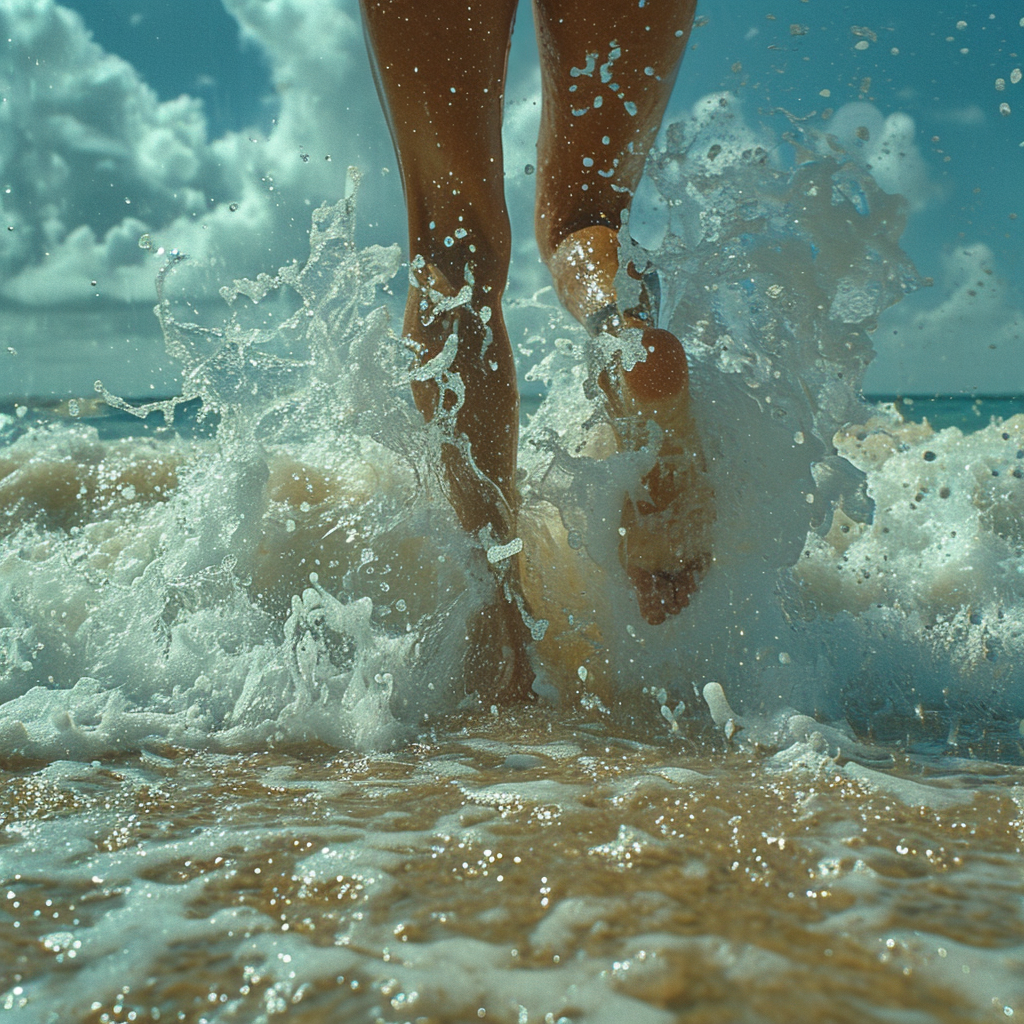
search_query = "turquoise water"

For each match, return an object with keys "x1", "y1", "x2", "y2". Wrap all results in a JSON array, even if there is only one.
[
  {"x1": 868, "y1": 395, "x2": 1024, "y2": 431},
  {"x1": 3, "y1": 394, "x2": 1021, "y2": 442}
]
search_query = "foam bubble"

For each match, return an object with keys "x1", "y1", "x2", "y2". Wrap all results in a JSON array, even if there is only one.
[{"x1": 2, "y1": 104, "x2": 1022, "y2": 763}]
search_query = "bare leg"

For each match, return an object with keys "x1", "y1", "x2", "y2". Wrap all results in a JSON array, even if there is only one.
[
  {"x1": 533, "y1": 0, "x2": 713, "y2": 624},
  {"x1": 360, "y1": 0, "x2": 533, "y2": 699}
]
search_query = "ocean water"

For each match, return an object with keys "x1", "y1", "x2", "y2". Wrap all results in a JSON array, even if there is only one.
[{"x1": 2, "y1": 64, "x2": 1023, "y2": 1024}]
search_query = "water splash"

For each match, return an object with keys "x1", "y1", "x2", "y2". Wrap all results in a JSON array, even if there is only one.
[{"x1": 1, "y1": 114, "x2": 1022, "y2": 762}]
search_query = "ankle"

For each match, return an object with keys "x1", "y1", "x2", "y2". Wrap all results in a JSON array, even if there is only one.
[
  {"x1": 547, "y1": 225, "x2": 661, "y2": 339},
  {"x1": 547, "y1": 225, "x2": 620, "y2": 328}
]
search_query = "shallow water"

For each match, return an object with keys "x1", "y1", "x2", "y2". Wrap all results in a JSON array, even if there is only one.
[
  {"x1": 3, "y1": 712, "x2": 1023, "y2": 1023},
  {"x1": 2, "y1": 101, "x2": 1023, "y2": 1021}
]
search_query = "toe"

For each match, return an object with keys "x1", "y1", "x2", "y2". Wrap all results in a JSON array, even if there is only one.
[{"x1": 629, "y1": 564, "x2": 704, "y2": 625}]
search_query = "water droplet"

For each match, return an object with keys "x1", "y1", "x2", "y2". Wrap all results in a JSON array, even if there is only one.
[
  {"x1": 524, "y1": 164, "x2": 534, "y2": 175},
  {"x1": 486, "y1": 537, "x2": 523, "y2": 564}
]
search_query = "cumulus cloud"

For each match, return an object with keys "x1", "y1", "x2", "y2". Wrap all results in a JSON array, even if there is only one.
[
  {"x1": 867, "y1": 244, "x2": 1024, "y2": 395},
  {"x1": 826, "y1": 102, "x2": 938, "y2": 212},
  {"x1": 0, "y1": 2, "x2": 1020, "y2": 401},
  {"x1": 0, "y1": 0, "x2": 398, "y2": 306},
  {"x1": 0, "y1": 0, "x2": 557, "y2": 325},
  {"x1": 0, "y1": 1, "x2": 226, "y2": 302}
]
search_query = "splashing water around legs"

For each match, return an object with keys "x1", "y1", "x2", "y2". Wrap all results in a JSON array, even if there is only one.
[
  {"x1": 360, "y1": 0, "x2": 707, "y2": 692},
  {"x1": 361, "y1": 0, "x2": 531, "y2": 701},
  {"x1": 1, "y1": 95, "x2": 1022, "y2": 762}
]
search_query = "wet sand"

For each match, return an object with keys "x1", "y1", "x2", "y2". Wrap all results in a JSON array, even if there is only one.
[{"x1": 3, "y1": 707, "x2": 1021, "y2": 1023}]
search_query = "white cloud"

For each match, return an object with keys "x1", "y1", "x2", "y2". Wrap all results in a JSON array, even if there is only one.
[
  {"x1": 0, "y1": 0, "x2": 399, "y2": 305},
  {"x1": 867, "y1": 244, "x2": 1024, "y2": 395},
  {"x1": 826, "y1": 102, "x2": 938, "y2": 211},
  {"x1": 0, "y1": 1, "x2": 217, "y2": 301},
  {"x1": 1, "y1": 2, "x2": 1019, "y2": 402}
]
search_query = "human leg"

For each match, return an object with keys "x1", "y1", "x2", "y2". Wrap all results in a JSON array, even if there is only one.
[
  {"x1": 361, "y1": 0, "x2": 519, "y2": 533},
  {"x1": 360, "y1": 0, "x2": 533, "y2": 697},
  {"x1": 532, "y1": 0, "x2": 712, "y2": 624},
  {"x1": 532, "y1": 0, "x2": 695, "y2": 256}
]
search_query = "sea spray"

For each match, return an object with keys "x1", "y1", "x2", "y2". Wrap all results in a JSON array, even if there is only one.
[
  {"x1": 518, "y1": 97, "x2": 1022, "y2": 754},
  {"x1": 1, "y1": 110, "x2": 1022, "y2": 762},
  {"x1": 0, "y1": 179, "x2": 496, "y2": 755}
]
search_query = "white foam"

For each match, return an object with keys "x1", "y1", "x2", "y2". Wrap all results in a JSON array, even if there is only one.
[{"x1": 2, "y1": 104, "x2": 1023, "y2": 764}]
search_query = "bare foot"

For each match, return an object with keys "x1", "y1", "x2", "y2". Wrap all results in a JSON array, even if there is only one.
[
  {"x1": 547, "y1": 227, "x2": 714, "y2": 623},
  {"x1": 602, "y1": 327, "x2": 714, "y2": 624}
]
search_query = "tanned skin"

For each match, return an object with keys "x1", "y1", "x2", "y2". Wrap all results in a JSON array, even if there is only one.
[{"x1": 359, "y1": 0, "x2": 711, "y2": 700}]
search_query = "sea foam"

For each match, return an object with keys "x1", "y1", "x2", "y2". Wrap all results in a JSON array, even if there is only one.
[{"x1": 1, "y1": 101, "x2": 1021, "y2": 762}]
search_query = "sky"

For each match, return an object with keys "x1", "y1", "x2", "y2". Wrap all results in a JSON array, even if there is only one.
[{"x1": 0, "y1": 0, "x2": 1021, "y2": 398}]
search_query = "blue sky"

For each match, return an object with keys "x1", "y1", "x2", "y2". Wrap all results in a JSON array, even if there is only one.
[{"x1": 2, "y1": 0, "x2": 1021, "y2": 396}]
